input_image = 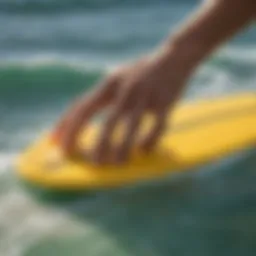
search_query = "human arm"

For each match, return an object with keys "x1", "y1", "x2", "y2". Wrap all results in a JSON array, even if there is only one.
[{"x1": 53, "y1": 0, "x2": 256, "y2": 164}]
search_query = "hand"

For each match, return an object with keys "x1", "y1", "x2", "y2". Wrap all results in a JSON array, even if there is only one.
[
  {"x1": 53, "y1": 46, "x2": 193, "y2": 164},
  {"x1": 54, "y1": 0, "x2": 255, "y2": 165}
]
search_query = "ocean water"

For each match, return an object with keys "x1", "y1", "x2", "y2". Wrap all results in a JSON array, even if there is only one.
[{"x1": 0, "y1": 0, "x2": 256, "y2": 256}]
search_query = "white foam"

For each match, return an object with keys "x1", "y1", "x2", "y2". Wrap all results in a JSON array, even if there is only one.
[
  {"x1": 1, "y1": 45, "x2": 256, "y2": 76},
  {"x1": 0, "y1": 153, "x2": 17, "y2": 174},
  {"x1": 219, "y1": 46, "x2": 256, "y2": 64},
  {"x1": 0, "y1": 188, "x2": 88, "y2": 256},
  {"x1": 0, "y1": 53, "x2": 120, "y2": 74}
]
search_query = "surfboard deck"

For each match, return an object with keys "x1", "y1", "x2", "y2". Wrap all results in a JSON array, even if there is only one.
[{"x1": 16, "y1": 93, "x2": 256, "y2": 190}]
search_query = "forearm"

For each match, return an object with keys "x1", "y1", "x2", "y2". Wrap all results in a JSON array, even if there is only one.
[{"x1": 165, "y1": 0, "x2": 256, "y2": 70}]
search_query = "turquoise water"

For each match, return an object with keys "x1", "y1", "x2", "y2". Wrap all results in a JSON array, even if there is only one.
[{"x1": 0, "y1": 1, "x2": 256, "y2": 255}]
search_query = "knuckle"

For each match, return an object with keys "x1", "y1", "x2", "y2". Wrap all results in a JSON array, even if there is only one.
[
  {"x1": 107, "y1": 73, "x2": 120, "y2": 85},
  {"x1": 117, "y1": 87, "x2": 135, "y2": 110}
]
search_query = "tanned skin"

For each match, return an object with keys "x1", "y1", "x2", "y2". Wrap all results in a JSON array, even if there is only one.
[{"x1": 53, "y1": 0, "x2": 256, "y2": 165}]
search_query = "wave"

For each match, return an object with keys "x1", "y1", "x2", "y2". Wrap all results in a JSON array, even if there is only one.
[
  {"x1": 0, "y1": 47, "x2": 255, "y2": 104},
  {"x1": 0, "y1": 56, "x2": 113, "y2": 92},
  {"x1": 0, "y1": 61, "x2": 106, "y2": 110}
]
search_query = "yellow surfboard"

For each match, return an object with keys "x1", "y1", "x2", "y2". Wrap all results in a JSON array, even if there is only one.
[{"x1": 16, "y1": 93, "x2": 256, "y2": 190}]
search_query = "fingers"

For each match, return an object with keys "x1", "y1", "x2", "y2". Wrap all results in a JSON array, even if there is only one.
[
  {"x1": 92, "y1": 85, "x2": 168, "y2": 164},
  {"x1": 114, "y1": 98, "x2": 146, "y2": 163},
  {"x1": 92, "y1": 85, "x2": 133, "y2": 164},
  {"x1": 52, "y1": 100, "x2": 84, "y2": 142},
  {"x1": 56, "y1": 77, "x2": 118, "y2": 155},
  {"x1": 139, "y1": 109, "x2": 167, "y2": 152}
]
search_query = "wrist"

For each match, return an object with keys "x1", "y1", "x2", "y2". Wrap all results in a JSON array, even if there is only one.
[
  {"x1": 162, "y1": 35, "x2": 209, "y2": 73},
  {"x1": 162, "y1": 0, "x2": 256, "y2": 71}
]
